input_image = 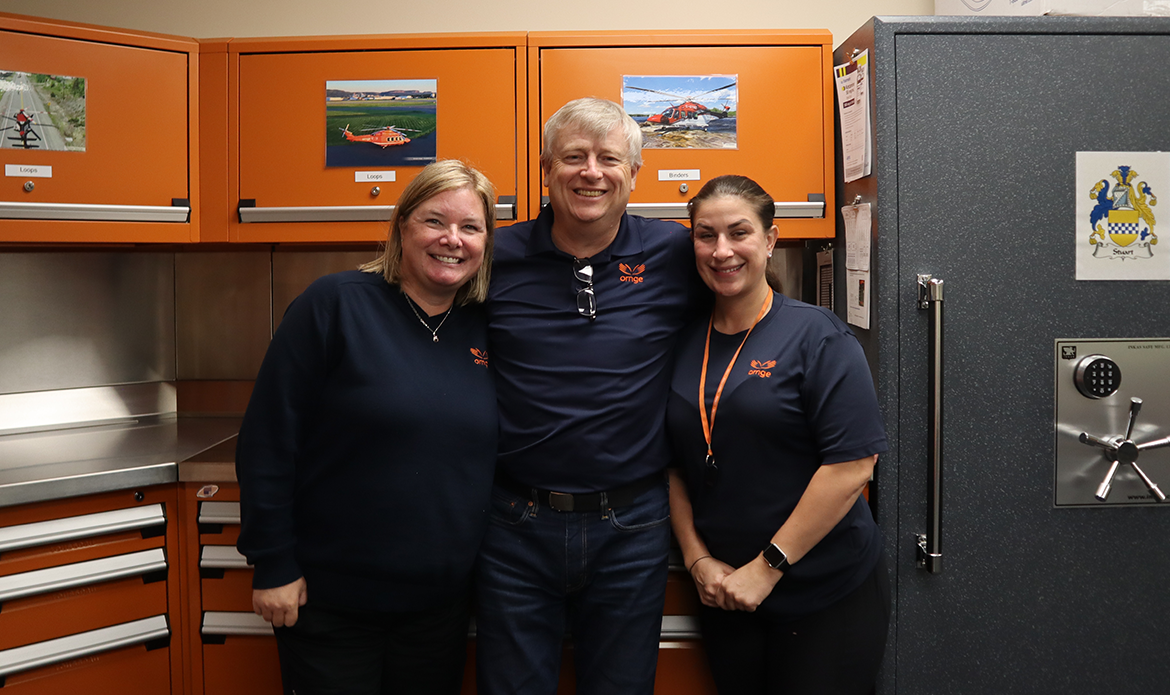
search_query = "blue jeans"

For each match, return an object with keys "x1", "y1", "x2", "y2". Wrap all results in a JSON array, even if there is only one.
[{"x1": 474, "y1": 479, "x2": 671, "y2": 695}]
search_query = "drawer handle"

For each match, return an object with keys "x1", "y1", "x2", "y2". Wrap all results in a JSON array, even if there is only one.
[
  {"x1": 202, "y1": 611, "x2": 273, "y2": 637},
  {"x1": 197, "y1": 501, "x2": 240, "y2": 526},
  {"x1": 0, "y1": 504, "x2": 166, "y2": 554},
  {"x1": 0, "y1": 548, "x2": 167, "y2": 603},
  {"x1": 0, "y1": 615, "x2": 169, "y2": 678},
  {"x1": 200, "y1": 545, "x2": 250, "y2": 570}
]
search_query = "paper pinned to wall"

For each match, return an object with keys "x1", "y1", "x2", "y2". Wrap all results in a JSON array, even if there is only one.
[
  {"x1": 842, "y1": 203, "x2": 871, "y2": 271},
  {"x1": 834, "y1": 50, "x2": 871, "y2": 183}
]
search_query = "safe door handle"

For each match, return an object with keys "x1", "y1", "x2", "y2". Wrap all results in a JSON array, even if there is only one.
[{"x1": 917, "y1": 274, "x2": 944, "y2": 574}]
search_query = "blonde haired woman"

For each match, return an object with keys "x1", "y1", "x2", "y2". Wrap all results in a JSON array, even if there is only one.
[{"x1": 238, "y1": 160, "x2": 498, "y2": 695}]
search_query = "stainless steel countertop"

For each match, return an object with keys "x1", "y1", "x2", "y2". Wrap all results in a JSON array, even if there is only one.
[{"x1": 0, "y1": 415, "x2": 241, "y2": 508}]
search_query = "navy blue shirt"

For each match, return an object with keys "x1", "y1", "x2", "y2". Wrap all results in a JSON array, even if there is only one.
[
  {"x1": 488, "y1": 208, "x2": 702, "y2": 492},
  {"x1": 667, "y1": 292, "x2": 888, "y2": 619},
  {"x1": 236, "y1": 271, "x2": 497, "y2": 612}
]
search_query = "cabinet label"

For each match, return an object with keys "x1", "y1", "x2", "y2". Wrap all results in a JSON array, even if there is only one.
[
  {"x1": 356, "y1": 171, "x2": 396, "y2": 183},
  {"x1": 658, "y1": 169, "x2": 700, "y2": 181},
  {"x1": 6, "y1": 164, "x2": 52, "y2": 178}
]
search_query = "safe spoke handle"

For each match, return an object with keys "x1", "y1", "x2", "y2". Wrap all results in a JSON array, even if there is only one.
[{"x1": 917, "y1": 274, "x2": 944, "y2": 574}]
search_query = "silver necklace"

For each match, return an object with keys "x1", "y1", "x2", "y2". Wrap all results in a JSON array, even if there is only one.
[{"x1": 404, "y1": 294, "x2": 453, "y2": 343}]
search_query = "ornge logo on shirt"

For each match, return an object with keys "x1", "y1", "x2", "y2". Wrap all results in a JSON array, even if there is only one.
[
  {"x1": 619, "y1": 263, "x2": 645, "y2": 284},
  {"x1": 748, "y1": 360, "x2": 775, "y2": 378},
  {"x1": 471, "y1": 348, "x2": 489, "y2": 367}
]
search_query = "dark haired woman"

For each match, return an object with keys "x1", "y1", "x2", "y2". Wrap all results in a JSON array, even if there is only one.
[
  {"x1": 667, "y1": 175, "x2": 890, "y2": 695},
  {"x1": 237, "y1": 160, "x2": 498, "y2": 695}
]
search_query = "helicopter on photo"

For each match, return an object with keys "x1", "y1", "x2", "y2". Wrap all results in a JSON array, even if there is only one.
[
  {"x1": 625, "y1": 81, "x2": 736, "y2": 131},
  {"x1": 339, "y1": 123, "x2": 419, "y2": 148}
]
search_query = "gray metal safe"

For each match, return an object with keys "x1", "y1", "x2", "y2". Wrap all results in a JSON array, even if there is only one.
[{"x1": 835, "y1": 16, "x2": 1170, "y2": 695}]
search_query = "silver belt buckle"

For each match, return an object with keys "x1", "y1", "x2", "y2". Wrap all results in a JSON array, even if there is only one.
[{"x1": 548, "y1": 491, "x2": 575, "y2": 512}]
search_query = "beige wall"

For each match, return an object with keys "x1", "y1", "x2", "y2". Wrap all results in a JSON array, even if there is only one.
[{"x1": 4, "y1": 0, "x2": 932, "y2": 47}]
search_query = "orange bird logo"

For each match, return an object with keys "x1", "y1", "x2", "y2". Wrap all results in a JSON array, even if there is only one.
[
  {"x1": 619, "y1": 263, "x2": 646, "y2": 283},
  {"x1": 471, "y1": 348, "x2": 489, "y2": 367}
]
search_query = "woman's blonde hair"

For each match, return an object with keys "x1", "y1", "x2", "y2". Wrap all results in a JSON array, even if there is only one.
[{"x1": 361, "y1": 159, "x2": 497, "y2": 305}]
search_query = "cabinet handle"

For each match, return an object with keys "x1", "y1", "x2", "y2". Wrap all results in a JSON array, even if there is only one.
[
  {"x1": 625, "y1": 201, "x2": 824, "y2": 220},
  {"x1": 200, "y1": 545, "x2": 250, "y2": 570},
  {"x1": 0, "y1": 548, "x2": 167, "y2": 603},
  {"x1": 236, "y1": 202, "x2": 518, "y2": 223},
  {"x1": 0, "y1": 504, "x2": 166, "y2": 554},
  {"x1": 197, "y1": 501, "x2": 240, "y2": 525},
  {"x1": 0, "y1": 615, "x2": 169, "y2": 678},
  {"x1": 916, "y1": 274, "x2": 944, "y2": 574},
  {"x1": 202, "y1": 611, "x2": 273, "y2": 637},
  {"x1": 0, "y1": 201, "x2": 189, "y2": 223}
]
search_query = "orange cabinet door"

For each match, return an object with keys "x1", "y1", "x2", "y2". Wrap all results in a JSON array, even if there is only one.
[
  {"x1": 530, "y1": 31, "x2": 834, "y2": 238},
  {"x1": 226, "y1": 35, "x2": 526, "y2": 243},
  {"x1": 0, "y1": 13, "x2": 197, "y2": 243}
]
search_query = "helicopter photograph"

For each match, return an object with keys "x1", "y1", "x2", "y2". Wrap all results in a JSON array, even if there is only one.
[
  {"x1": 0, "y1": 70, "x2": 86, "y2": 151},
  {"x1": 622, "y1": 75, "x2": 737, "y2": 150},
  {"x1": 325, "y1": 78, "x2": 437, "y2": 168}
]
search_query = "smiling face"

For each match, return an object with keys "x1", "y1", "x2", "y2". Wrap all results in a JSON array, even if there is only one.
[
  {"x1": 542, "y1": 125, "x2": 640, "y2": 234},
  {"x1": 397, "y1": 186, "x2": 488, "y2": 310},
  {"x1": 690, "y1": 194, "x2": 778, "y2": 300}
]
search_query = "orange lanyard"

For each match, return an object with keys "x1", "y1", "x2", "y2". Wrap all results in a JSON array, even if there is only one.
[{"x1": 698, "y1": 292, "x2": 773, "y2": 468}]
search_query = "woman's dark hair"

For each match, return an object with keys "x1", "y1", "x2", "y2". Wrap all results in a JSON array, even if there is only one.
[{"x1": 687, "y1": 174, "x2": 783, "y2": 293}]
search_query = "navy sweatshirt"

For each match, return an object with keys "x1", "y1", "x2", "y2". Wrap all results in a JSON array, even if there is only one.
[{"x1": 236, "y1": 270, "x2": 497, "y2": 613}]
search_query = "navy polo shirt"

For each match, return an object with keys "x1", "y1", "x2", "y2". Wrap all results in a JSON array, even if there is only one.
[
  {"x1": 667, "y1": 292, "x2": 888, "y2": 619},
  {"x1": 487, "y1": 207, "x2": 702, "y2": 493}
]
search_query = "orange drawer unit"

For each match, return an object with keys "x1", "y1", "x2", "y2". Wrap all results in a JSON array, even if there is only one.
[
  {"x1": 215, "y1": 33, "x2": 527, "y2": 243},
  {"x1": 528, "y1": 30, "x2": 834, "y2": 238},
  {"x1": 0, "y1": 487, "x2": 180, "y2": 692},
  {"x1": 179, "y1": 482, "x2": 283, "y2": 695},
  {"x1": 0, "y1": 12, "x2": 198, "y2": 243}
]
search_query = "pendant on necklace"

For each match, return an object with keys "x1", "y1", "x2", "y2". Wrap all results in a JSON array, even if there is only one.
[{"x1": 432, "y1": 335, "x2": 439, "y2": 343}]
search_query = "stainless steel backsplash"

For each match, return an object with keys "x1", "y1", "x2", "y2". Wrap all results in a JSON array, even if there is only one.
[
  {"x1": 0, "y1": 251, "x2": 176, "y2": 395},
  {"x1": 0, "y1": 248, "x2": 378, "y2": 397}
]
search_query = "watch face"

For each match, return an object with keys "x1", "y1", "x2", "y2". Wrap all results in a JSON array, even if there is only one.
[{"x1": 763, "y1": 543, "x2": 788, "y2": 569}]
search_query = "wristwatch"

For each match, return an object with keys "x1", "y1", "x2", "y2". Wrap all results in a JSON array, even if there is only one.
[{"x1": 762, "y1": 543, "x2": 791, "y2": 572}]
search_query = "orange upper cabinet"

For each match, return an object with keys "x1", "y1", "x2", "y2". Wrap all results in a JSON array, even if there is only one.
[
  {"x1": 221, "y1": 34, "x2": 527, "y2": 243},
  {"x1": 529, "y1": 31, "x2": 834, "y2": 238},
  {"x1": 0, "y1": 13, "x2": 198, "y2": 243}
]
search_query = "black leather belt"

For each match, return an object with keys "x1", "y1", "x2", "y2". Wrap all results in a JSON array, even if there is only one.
[{"x1": 495, "y1": 473, "x2": 661, "y2": 513}]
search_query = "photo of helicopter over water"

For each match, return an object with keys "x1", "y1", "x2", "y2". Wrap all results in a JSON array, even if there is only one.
[
  {"x1": 622, "y1": 75, "x2": 737, "y2": 150},
  {"x1": 325, "y1": 79, "x2": 436, "y2": 167}
]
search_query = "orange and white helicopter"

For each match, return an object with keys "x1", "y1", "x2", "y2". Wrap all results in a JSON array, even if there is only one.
[
  {"x1": 339, "y1": 123, "x2": 419, "y2": 148},
  {"x1": 626, "y1": 82, "x2": 736, "y2": 130}
]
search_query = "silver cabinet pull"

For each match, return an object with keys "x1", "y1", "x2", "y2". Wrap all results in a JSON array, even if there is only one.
[
  {"x1": 239, "y1": 204, "x2": 394, "y2": 223},
  {"x1": 236, "y1": 203, "x2": 520, "y2": 224},
  {"x1": 916, "y1": 274, "x2": 944, "y2": 574},
  {"x1": 659, "y1": 615, "x2": 701, "y2": 640},
  {"x1": 0, "y1": 504, "x2": 166, "y2": 554},
  {"x1": 625, "y1": 201, "x2": 824, "y2": 220},
  {"x1": 202, "y1": 611, "x2": 273, "y2": 637},
  {"x1": 198, "y1": 501, "x2": 240, "y2": 525},
  {"x1": 200, "y1": 545, "x2": 250, "y2": 570},
  {"x1": 0, "y1": 201, "x2": 189, "y2": 223},
  {"x1": 0, "y1": 548, "x2": 166, "y2": 603},
  {"x1": 0, "y1": 615, "x2": 169, "y2": 678}
]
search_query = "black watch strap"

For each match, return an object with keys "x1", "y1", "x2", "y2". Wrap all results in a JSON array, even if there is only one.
[{"x1": 762, "y1": 543, "x2": 790, "y2": 572}]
